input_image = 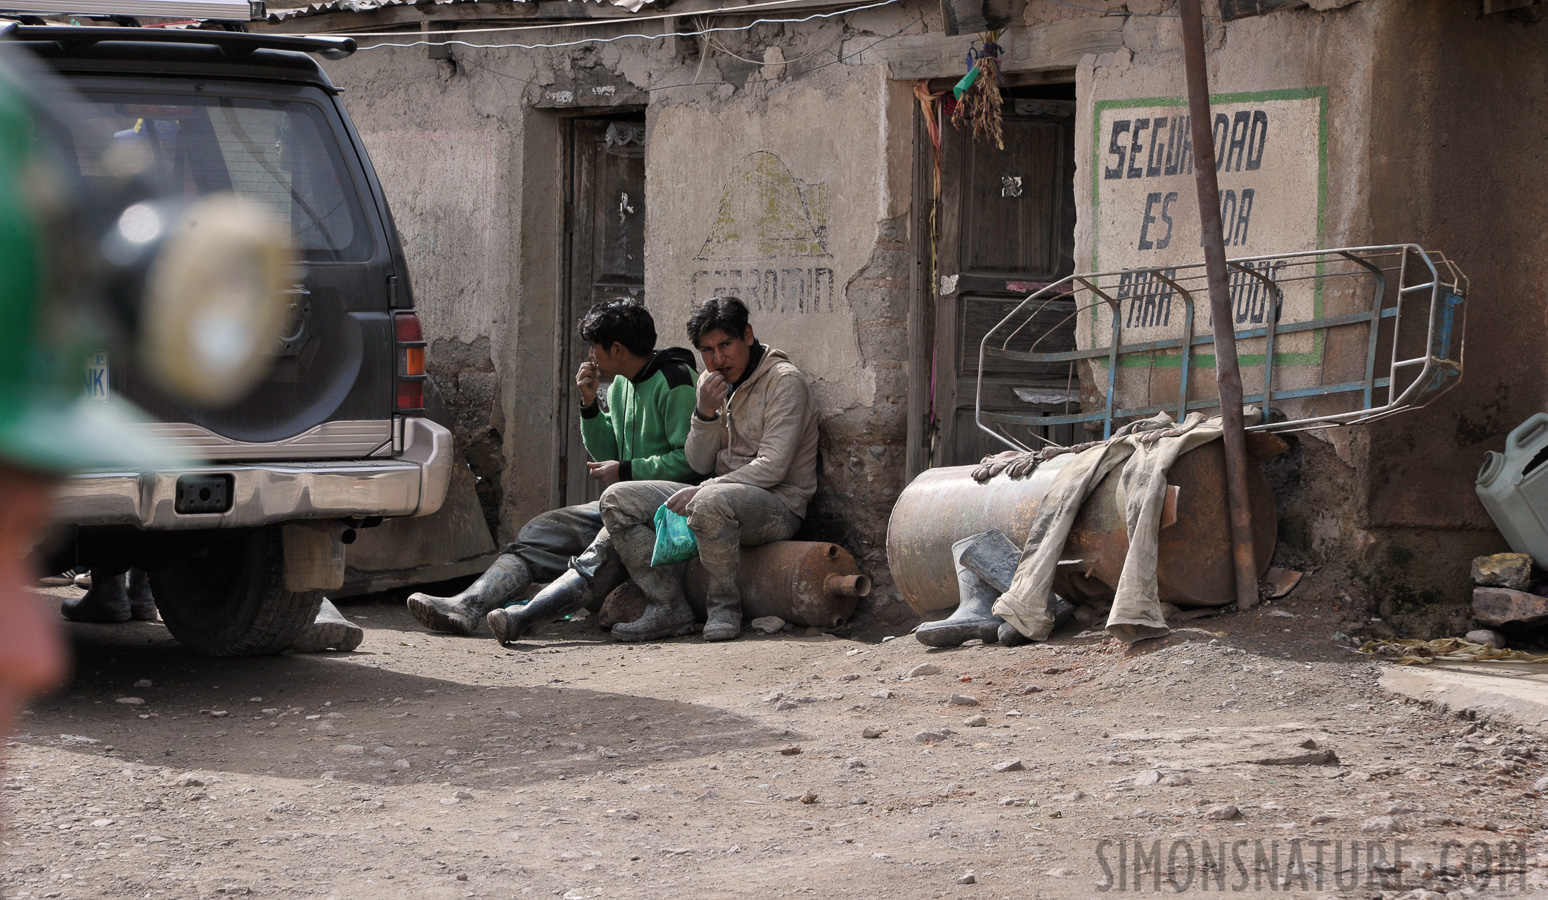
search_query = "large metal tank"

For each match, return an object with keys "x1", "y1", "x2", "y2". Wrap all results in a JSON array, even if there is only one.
[{"x1": 887, "y1": 441, "x2": 1277, "y2": 615}]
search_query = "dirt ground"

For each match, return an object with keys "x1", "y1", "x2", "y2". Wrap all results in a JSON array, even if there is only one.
[{"x1": 3, "y1": 583, "x2": 1546, "y2": 900}]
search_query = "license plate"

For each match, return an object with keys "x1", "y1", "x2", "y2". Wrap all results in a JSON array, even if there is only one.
[{"x1": 86, "y1": 351, "x2": 109, "y2": 402}]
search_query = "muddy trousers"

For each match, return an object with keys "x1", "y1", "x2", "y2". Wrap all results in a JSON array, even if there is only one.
[
  {"x1": 502, "y1": 502, "x2": 627, "y2": 604},
  {"x1": 599, "y1": 481, "x2": 801, "y2": 618}
]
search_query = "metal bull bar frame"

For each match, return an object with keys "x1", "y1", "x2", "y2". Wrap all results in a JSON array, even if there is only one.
[{"x1": 975, "y1": 244, "x2": 1468, "y2": 449}]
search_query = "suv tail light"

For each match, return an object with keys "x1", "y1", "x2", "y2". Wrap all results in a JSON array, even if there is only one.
[{"x1": 394, "y1": 311, "x2": 427, "y2": 413}]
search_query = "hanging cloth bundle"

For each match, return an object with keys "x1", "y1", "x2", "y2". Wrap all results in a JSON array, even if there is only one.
[{"x1": 950, "y1": 32, "x2": 1005, "y2": 150}]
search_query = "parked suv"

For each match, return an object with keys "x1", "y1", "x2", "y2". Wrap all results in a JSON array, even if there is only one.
[{"x1": 9, "y1": 25, "x2": 452, "y2": 656}]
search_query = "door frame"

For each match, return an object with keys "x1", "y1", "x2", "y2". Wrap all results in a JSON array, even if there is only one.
[
  {"x1": 907, "y1": 72, "x2": 1079, "y2": 477},
  {"x1": 554, "y1": 108, "x2": 647, "y2": 509}
]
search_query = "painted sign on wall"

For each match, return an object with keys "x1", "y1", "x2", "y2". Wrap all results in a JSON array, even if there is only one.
[
  {"x1": 691, "y1": 151, "x2": 836, "y2": 315},
  {"x1": 1089, "y1": 87, "x2": 1326, "y2": 365}
]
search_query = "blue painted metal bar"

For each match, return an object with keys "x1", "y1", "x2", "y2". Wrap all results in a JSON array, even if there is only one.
[
  {"x1": 980, "y1": 377, "x2": 1393, "y2": 430},
  {"x1": 985, "y1": 306, "x2": 1400, "y2": 364},
  {"x1": 973, "y1": 245, "x2": 1467, "y2": 446}
]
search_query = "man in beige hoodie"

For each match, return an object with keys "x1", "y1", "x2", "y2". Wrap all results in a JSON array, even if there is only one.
[{"x1": 599, "y1": 296, "x2": 819, "y2": 642}]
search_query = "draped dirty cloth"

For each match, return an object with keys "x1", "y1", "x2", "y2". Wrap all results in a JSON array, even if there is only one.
[{"x1": 985, "y1": 410, "x2": 1259, "y2": 644}]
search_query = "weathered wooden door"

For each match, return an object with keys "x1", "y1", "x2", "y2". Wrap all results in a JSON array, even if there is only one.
[
  {"x1": 934, "y1": 97, "x2": 1078, "y2": 467},
  {"x1": 561, "y1": 116, "x2": 646, "y2": 506}
]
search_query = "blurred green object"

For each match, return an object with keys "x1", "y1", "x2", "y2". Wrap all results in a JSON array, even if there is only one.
[
  {"x1": 0, "y1": 50, "x2": 290, "y2": 474},
  {"x1": 650, "y1": 505, "x2": 699, "y2": 566},
  {"x1": 0, "y1": 59, "x2": 173, "y2": 474}
]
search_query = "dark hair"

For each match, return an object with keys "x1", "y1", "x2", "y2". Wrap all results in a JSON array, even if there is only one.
[
  {"x1": 686, "y1": 296, "x2": 751, "y2": 347},
  {"x1": 580, "y1": 297, "x2": 656, "y2": 357}
]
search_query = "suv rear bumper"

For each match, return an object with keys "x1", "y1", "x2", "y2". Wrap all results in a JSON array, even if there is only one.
[{"x1": 54, "y1": 417, "x2": 453, "y2": 530}]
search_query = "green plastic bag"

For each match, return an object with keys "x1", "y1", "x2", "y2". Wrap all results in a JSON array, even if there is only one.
[{"x1": 651, "y1": 505, "x2": 699, "y2": 566}]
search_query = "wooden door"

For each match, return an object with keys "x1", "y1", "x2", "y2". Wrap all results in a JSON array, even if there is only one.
[
  {"x1": 934, "y1": 98, "x2": 1078, "y2": 467},
  {"x1": 561, "y1": 116, "x2": 646, "y2": 506}
]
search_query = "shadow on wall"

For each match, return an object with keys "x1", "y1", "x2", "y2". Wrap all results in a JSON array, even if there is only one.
[
  {"x1": 798, "y1": 432, "x2": 912, "y2": 626},
  {"x1": 424, "y1": 336, "x2": 504, "y2": 538}
]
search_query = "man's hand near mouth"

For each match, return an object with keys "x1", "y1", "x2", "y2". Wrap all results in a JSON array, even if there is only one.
[{"x1": 696, "y1": 371, "x2": 728, "y2": 420}]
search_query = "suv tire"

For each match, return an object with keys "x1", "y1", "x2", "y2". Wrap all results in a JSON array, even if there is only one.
[{"x1": 150, "y1": 527, "x2": 326, "y2": 657}]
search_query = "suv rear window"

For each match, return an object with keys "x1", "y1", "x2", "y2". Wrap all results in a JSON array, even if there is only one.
[{"x1": 65, "y1": 90, "x2": 374, "y2": 262}]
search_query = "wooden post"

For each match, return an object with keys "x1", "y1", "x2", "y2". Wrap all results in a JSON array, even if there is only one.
[{"x1": 1178, "y1": 0, "x2": 1259, "y2": 610}]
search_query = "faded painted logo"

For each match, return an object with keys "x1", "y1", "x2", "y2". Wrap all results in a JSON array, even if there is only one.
[
  {"x1": 1089, "y1": 88, "x2": 1327, "y2": 368},
  {"x1": 692, "y1": 151, "x2": 836, "y2": 314}
]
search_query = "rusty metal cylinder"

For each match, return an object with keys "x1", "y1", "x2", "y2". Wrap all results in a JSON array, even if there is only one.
[
  {"x1": 886, "y1": 441, "x2": 1276, "y2": 616},
  {"x1": 684, "y1": 541, "x2": 869, "y2": 629}
]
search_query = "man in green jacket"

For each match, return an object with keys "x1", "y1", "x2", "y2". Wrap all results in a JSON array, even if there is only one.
[{"x1": 407, "y1": 298, "x2": 701, "y2": 639}]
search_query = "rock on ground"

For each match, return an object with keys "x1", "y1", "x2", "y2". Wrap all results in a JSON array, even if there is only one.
[
  {"x1": 1473, "y1": 586, "x2": 1548, "y2": 627},
  {"x1": 1472, "y1": 553, "x2": 1533, "y2": 591}
]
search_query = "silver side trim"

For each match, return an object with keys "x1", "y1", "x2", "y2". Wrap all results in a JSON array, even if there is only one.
[
  {"x1": 54, "y1": 418, "x2": 453, "y2": 530},
  {"x1": 140, "y1": 419, "x2": 395, "y2": 461}
]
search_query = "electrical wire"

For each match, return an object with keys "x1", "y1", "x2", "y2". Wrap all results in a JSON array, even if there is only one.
[
  {"x1": 281, "y1": 0, "x2": 897, "y2": 41},
  {"x1": 348, "y1": 0, "x2": 901, "y2": 51},
  {"x1": 461, "y1": 11, "x2": 922, "y2": 93}
]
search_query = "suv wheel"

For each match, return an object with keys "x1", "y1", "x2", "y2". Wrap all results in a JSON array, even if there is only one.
[{"x1": 150, "y1": 527, "x2": 325, "y2": 657}]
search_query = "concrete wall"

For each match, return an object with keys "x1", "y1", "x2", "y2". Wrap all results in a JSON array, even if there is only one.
[
  {"x1": 1356, "y1": 0, "x2": 1548, "y2": 629},
  {"x1": 325, "y1": 48, "x2": 521, "y2": 534},
  {"x1": 645, "y1": 64, "x2": 917, "y2": 611},
  {"x1": 323, "y1": 6, "x2": 924, "y2": 621}
]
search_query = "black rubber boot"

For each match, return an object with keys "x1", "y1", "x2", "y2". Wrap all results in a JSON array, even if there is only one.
[
  {"x1": 406, "y1": 555, "x2": 533, "y2": 636},
  {"x1": 956, "y1": 529, "x2": 1020, "y2": 592},
  {"x1": 291, "y1": 599, "x2": 364, "y2": 653},
  {"x1": 61, "y1": 571, "x2": 131, "y2": 623},
  {"x1": 127, "y1": 568, "x2": 158, "y2": 621},
  {"x1": 997, "y1": 594, "x2": 1074, "y2": 647},
  {"x1": 487, "y1": 569, "x2": 592, "y2": 644},
  {"x1": 916, "y1": 534, "x2": 1007, "y2": 648}
]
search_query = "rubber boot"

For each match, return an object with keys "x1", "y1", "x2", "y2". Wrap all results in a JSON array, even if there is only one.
[
  {"x1": 488, "y1": 569, "x2": 592, "y2": 644},
  {"x1": 997, "y1": 594, "x2": 1074, "y2": 647},
  {"x1": 610, "y1": 576, "x2": 697, "y2": 642},
  {"x1": 916, "y1": 535, "x2": 1008, "y2": 648},
  {"x1": 127, "y1": 568, "x2": 158, "y2": 621},
  {"x1": 406, "y1": 555, "x2": 533, "y2": 636},
  {"x1": 290, "y1": 599, "x2": 364, "y2": 653},
  {"x1": 61, "y1": 571, "x2": 131, "y2": 623},
  {"x1": 702, "y1": 602, "x2": 742, "y2": 642},
  {"x1": 610, "y1": 525, "x2": 696, "y2": 643},
  {"x1": 695, "y1": 529, "x2": 743, "y2": 643}
]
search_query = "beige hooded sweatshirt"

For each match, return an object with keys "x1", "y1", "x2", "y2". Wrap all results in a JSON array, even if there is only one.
[{"x1": 685, "y1": 346, "x2": 820, "y2": 519}]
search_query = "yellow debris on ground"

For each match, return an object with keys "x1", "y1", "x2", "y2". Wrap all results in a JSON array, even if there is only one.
[{"x1": 1359, "y1": 636, "x2": 1548, "y2": 666}]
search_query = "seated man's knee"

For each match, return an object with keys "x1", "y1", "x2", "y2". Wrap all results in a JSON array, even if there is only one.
[
  {"x1": 598, "y1": 483, "x2": 628, "y2": 527},
  {"x1": 514, "y1": 505, "x2": 566, "y2": 543},
  {"x1": 685, "y1": 484, "x2": 740, "y2": 532},
  {"x1": 599, "y1": 481, "x2": 653, "y2": 530}
]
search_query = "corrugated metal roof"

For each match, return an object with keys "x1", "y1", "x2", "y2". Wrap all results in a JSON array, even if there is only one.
[{"x1": 264, "y1": 0, "x2": 655, "y2": 24}]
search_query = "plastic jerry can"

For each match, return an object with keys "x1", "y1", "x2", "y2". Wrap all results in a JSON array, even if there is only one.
[{"x1": 1476, "y1": 412, "x2": 1548, "y2": 568}]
